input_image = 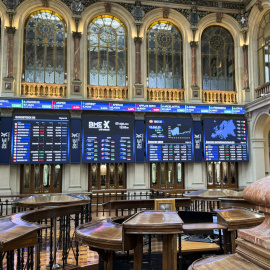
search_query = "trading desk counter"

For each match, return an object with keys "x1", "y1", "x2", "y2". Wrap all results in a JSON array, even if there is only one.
[
  {"x1": 0, "y1": 211, "x2": 47, "y2": 253},
  {"x1": 75, "y1": 208, "x2": 265, "y2": 270}
]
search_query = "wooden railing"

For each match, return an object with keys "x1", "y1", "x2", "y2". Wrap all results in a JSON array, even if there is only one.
[
  {"x1": 147, "y1": 88, "x2": 185, "y2": 102},
  {"x1": 255, "y1": 81, "x2": 270, "y2": 98},
  {"x1": 21, "y1": 82, "x2": 66, "y2": 98},
  {"x1": 202, "y1": 90, "x2": 237, "y2": 104},
  {"x1": 87, "y1": 85, "x2": 128, "y2": 100}
]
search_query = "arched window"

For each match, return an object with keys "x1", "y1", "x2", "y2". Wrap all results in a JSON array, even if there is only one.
[
  {"x1": 202, "y1": 26, "x2": 234, "y2": 91},
  {"x1": 147, "y1": 21, "x2": 183, "y2": 89},
  {"x1": 258, "y1": 11, "x2": 270, "y2": 85},
  {"x1": 88, "y1": 15, "x2": 127, "y2": 86},
  {"x1": 23, "y1": 10, "x2": 67, "y2": 84}
]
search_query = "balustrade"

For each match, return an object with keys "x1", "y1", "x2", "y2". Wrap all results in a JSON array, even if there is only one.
[
  {"x1": 255, "y1": 81, "x2": 270, "y2": 98},
  {"x1": 147, "y1": 88, "x2": 185, "y2": 102},
  {"x1": 202, "y1": 90, "x2": 237, "y2": 104},
  {"x1": 87, "y1": 85, "x2": 128, "y2": 100},
  {"x1": 21, "y1": 82, "x2": 66, "y2": 98}
]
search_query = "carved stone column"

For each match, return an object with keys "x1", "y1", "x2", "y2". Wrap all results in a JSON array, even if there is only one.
[
  {"x1": 2, "y1": 27, "x2": 16, "y2": 96},
  {"x1": 71, "y1": 32, "x2": 82, "y2": 96},
  {"x1": 134, "y1": 37, "x2": 142, "y2": 84},
  {"x1": 243, "y1": 45, "x2": 249, "y2": 90},
  {"x1": 190, "y1": 41, "x2": 198, "y2": 87},
  {"x1": 134, "y1": 37, "x2": 144, "y2": 100},
  {"x1": 190, "y1": 41, "x2": 200, "y2": 100},
  {"x1": 6, "y1": 27, "x2": 16, "y2": 78},
  {"x1": 73, "y1": 31, "x2": 81, "y2": 81}
]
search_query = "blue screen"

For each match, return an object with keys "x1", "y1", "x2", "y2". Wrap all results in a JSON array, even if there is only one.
[
  {"x1": 11, "y1": 115, "x2": 70, "y2": 164},
  {"x1": 146, "y1": 118, "x2": 194, "y2": 162},
  {"x1": 0, "y1": 99, "x2": 246, "y2": 114},
  {"x1": 82, "y1": 116, "x2": 134, "y2": 163},
  {"x1": 204, "y1": 119, "x2": 249, "y2": 162}
]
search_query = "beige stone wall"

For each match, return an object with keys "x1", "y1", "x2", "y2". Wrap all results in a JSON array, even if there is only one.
[
  {"x1": 0, "y1": 0, "x2": 253, "y2": 102},
  {"x1": 0, "y1": 0, "x2": 270, "y2": 193}
]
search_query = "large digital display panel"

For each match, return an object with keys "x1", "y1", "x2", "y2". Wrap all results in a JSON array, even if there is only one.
[
  {"x1": 204, "y1": 119, "x2": 248, "y2": 162},
  {"x1": 0, "y1": 99, "x2": 246, "y2": 114},
  {"x1": 82, "y1": 116, "x2": 134, "y2": 163},
  {"x1": 146, "y1": 118, "x2": 193, "y2": 162},
  {"x1": 11, "y1": 115, "x2": 70, "y2": 164}
]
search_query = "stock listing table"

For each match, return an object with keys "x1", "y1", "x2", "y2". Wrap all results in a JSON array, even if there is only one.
[
  {"x1": 146, "y1": 118, "x2": 194, "y2": 162},
  {"x1": 82, "y1": 116, "x2": 134, "y2": 163},
  {"x1": 12, "y1": 115, "x2": 69, "y2": 164},
  {"x1": 204, "y1": 119, "x2": 248, "y2": 162}
]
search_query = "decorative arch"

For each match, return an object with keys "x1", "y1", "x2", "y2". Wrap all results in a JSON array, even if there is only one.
[
  {"x1": 196, "y1": 13, "x2": 242, "y2": 45},
  {"x1": 81, "y1": 3, "x2": 135, "y2": 98},
  {"x1": 247, "y1": 3, "x2": 270, "y2": 98},
  {"x1": 22, "y1": 10, "x2": 67, "y2": 84},
  {"x1": 141, "y1": 9, "x2": 192, "y2": 100},
  {"x1": 201, "y1": 25, "x2": 235, "y2": 91},
  {"x1": 87, "y1": 15, "x2": 127, "y2": 87},
  {"x1": 142, "y1": 8, "x2": 191, "y2": 41},
  {"x1": 257, "y1": 10, "x2": 270, "y2": 85},
  {"x1": 147, "y1": 20, "x2": 183, "y2": 89},
  {"x1": 253, "y1": 112, "x2": 269, "y2": 138}
]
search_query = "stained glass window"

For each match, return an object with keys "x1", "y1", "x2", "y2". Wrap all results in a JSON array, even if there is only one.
[
  {"x1": 147, "y1": 21, "x2": 183, "y2": 89},
  {"x1": 257, "y1": 11, "x2": 270, "y2": 86},
  {"x1": 23, "y1": 10, "x2": 67, "y2": 84},
  {"x1": 88, "y1": 15, "x2": 127, "y2": 86},
  {"x1": 202, "y1": 26, "x2": 235, "y2": 91}
]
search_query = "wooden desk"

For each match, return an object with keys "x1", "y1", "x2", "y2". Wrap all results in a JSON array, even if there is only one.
[
  {"x1": 123, "y1": 211, "x2": 183, "y2": 270},
  {"x1": 216, "y1": 208, "x2": 265, "y2": 253},
  {"x1": 103, "y1": 198, "x2": 192, "y2": 211},
  {"x1": 188, "y1": 254, "x2": 263, "y2": 270},
  {"x1": 0, "y1": 212, "x2": 47, "y2": 252},
  {"x1": 219, "y1": 198, "x2": 256, "y2": 209},
  {"x1": 181, "y1": 241, "x2": 220, "y2": 253},
  {"x1": 14, "y1": 194, "x2": 90, "y2": 269},
  {"x1": 183, "y1": 222, "x2": 226, "y2": 232}
]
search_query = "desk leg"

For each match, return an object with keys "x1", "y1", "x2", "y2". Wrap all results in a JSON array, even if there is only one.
[
  {"x1": 231, "y1": 231, "x2": 236, "y2": 253},
  {"x1": 223, "y1": 229, "x2": 229, "y2": 254},
  {"x1": 104, "y1": 251, "x2": 113, "y2": 270},
  {"x1": 133, "y1": 235, "x2": 143, "y2": 270},
  {"x1": 163, "y1": 235, "x2": 177, "y2": 270}
]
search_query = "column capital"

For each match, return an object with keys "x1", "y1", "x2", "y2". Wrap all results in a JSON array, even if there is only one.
[
  {"x1": 0, "y1": 108, "x2": 13, "y2": 117},
  {"x1": 72, "y1": 31, "x2": 82, "y2": 39},
  {"x1": 190, "y1": 41, "x2": 198, "y2": 48},
  {"x1": 243, "y1": 44, "x2": 248, "y2": 51},
  {"x1": 133, "y1": 112, "x2": 145, "y2": 120},
  {"x1": 6, "y1": 27, "x2": 16, "y2": 35},
  {"x1": 134, "y1": 37, "x2": 142, "y2": 45},
  {"x1": 69, "y1": 110, "x2": 82, "y2": 118},
  {"x1": 191, "y1": 113, "x2": 202, "y2": 121},
  {"x1": 245, "y1": 111, "x2": 252, "y2": 122}
]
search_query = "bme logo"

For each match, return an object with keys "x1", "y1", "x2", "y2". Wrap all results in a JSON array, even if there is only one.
[{"x1": 89, "y1": 121, "x2": 110, "y2": 129}]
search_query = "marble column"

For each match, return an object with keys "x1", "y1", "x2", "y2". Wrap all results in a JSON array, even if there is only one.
[
  {"x1": 73, "y1": 32, "x2": 81, "y2": 81},
  {"x1": 134, "y1": 37, "x2": 142, "y2": 84},
  {"x1": 190, "y1": 41, "x2": 198, "y2": 87},
  {"x1": 72, "y1": 32, "x2": 82, "y2": 96},
  {"x1": 190, "y1": 41, "x2": 200, "y2": 100},
  {"x1": 243, "y1": 45, "x2": 249, "y2": 90},
  {"x1": 250, "y1": 138, "x2": 265, "y2": 182},
  {"x1": 6, "y1": 27, "x2": 16, "y2": 78},
  {"x1": 134, "y1": 37, "x2": 144, "y2": 99}
]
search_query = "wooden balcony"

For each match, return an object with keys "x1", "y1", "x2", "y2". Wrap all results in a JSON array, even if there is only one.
[
  {"x1": 21, "y1": 82, "x2": 66, "y2": 98},
  {"x1": 202, "y1": 90, "x2": 237, "y2": 104},
  {"x1": 87, "y1": 85, "x2": 128, "y2": 100},
  {"x1": 147, "y1": 88, "x2": 185, "y2": 102},
  {"x1": 255, "y1": 81, "x2": 270, "y2": 98}
]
